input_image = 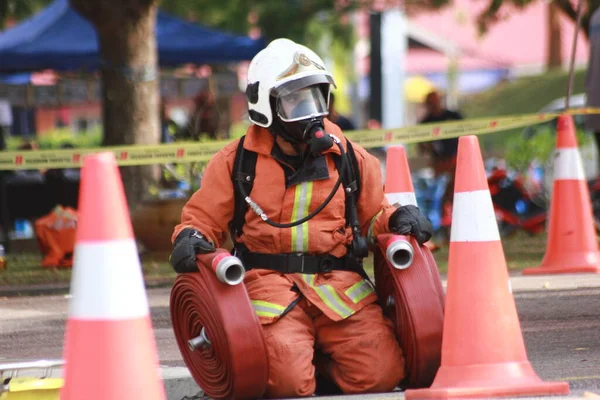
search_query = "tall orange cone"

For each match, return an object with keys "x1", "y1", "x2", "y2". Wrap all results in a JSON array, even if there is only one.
[
  {"x1": 405, "y1": 136, "x2": 569, "y2": 399},
  {"x1": 385, "y1": 145, "x2": 417, "y2": 207},
  {"x1": 523, "y1": 114, "x2": 600, "y2": 275},
  {"x1": 60, "y1": 152, "x2": 166, "y2": 400}
]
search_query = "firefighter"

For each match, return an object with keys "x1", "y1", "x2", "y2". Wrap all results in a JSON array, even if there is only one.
[{"x1": 170, "y1": 38, "x2": 433, "y2": 398}]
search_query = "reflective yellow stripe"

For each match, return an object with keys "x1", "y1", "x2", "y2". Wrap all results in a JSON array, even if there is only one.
[
  {"x1": 251, "y1": 300, "x2": 286, "y2": 318},
  {"x1": 291, "y1": 182, "x2": 313, "y2": 252},
  {"x1": 345, "y1": 280, "x2": 375, "y2": 304},
  {"x1": 367, "y1": 210, "x2": 382, "y2": 245},
  {"x1": 301, "y1": 274, "x2": 355, "y2": 319},
  {"x1": 302, "y1": 182, "x2": 313, "y2": 251}
]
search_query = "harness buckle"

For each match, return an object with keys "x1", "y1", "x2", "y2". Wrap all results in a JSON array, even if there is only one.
[{"x1": 319, "y1": 256, "x2": 334, "y2": 273}]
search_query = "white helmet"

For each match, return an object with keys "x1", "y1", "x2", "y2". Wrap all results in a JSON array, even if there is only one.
[{"x1": 245, "y1": 38, "x2": 337, "y2": 128}]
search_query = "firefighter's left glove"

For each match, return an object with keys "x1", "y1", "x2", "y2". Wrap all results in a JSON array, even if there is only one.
[
  {"x1": 389, "y1": 205, "x2": 433, "y2": 245},
  {"x1": 169, "y1": 228, "x2": 216, "y2": 273}
]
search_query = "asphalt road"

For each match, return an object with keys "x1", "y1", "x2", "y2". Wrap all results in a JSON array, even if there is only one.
[{"x1": 0, "y1": 287, "x2": 599, "y2": 397}]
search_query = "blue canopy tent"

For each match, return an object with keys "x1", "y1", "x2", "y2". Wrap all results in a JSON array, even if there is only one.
[{"x1": 0, "y1": 0, "x2": 265, "y2": 72}]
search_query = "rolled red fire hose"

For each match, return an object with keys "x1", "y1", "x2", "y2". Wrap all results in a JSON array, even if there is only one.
[
  {"x1": 374, "y1": 234, "x2": 445, "y2": 389},
  {"x1": 170, "y1": 249, "x2": 269, "y2": 400}
]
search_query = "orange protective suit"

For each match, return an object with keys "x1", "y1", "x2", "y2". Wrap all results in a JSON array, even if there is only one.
[
  {"x1": 173, "y1": 119, "x2": 405, "y2": 396},
  {"x1": 34, "y1": 205, "x2": 78, "y2": 268}
]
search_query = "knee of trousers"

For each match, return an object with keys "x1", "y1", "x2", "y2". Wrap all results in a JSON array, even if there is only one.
[
  {"x1": 263, "y1": 338, "x2": 316, "y2": 398},
  {"x1": 332, "y1": 333, "x2": 406, "y2": 394}
]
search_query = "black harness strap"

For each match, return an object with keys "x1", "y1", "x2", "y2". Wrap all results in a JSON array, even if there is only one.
[
  {"x1": 230, "y1": 136, "x2": 258, "y2": 244},
  {"x1": 229, "y1": 135, "x2": 367, "y2": 277}
]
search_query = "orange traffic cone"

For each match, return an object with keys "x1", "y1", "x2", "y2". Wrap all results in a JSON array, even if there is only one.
[
  {"x1": 385, "y1": 145, "x2": 439, "y2": 251},
  {"x1": 385, "y1": 145, "x2": 417, "y2": 206},
  {"x1": 60, "y1": 152, "x2": 166, "y2": 400},
  {"x1": 523, "y1": 114, "x2": 600, "y2": 275},
  {"x1": 405, "y1": 136, "x2": 569, "y2": 399}
]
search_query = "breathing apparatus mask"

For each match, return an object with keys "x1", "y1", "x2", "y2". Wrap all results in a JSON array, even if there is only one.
[{"x1": 271, "y1": 84, "x2": 334, "y2": 156}]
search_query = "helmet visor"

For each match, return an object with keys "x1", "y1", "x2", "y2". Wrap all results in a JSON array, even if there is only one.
[{"x1": 275, "y1": 86, "x2": 329, "y2": 122}]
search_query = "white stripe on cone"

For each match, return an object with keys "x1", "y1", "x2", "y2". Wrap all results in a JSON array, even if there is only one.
[
  {"x1": 386, "y1": 192, "x2": 417, "y2": 207},
  {"x1": 450, "y1": 190, "x2": 501, "y2": 242},
  {"x1": 69, "y1": 239, "x2": 150, "y2": 320},
  {"x1": 553, "y1": 148, "x2": 585, "y2": 181}
]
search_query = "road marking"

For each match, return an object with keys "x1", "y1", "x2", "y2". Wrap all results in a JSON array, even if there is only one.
[{"x1": 558, "y1": 375, "x2": 600, "y2": 381}]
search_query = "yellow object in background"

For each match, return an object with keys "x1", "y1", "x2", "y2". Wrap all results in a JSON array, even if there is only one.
[
  {"x1": 0, "y1": 377, "x2": 62, "y2": 400},
  {"x1": 331, "y1": 61, "x2": 351, "y2": 115},
  {"x1": 405, "y1": 76, "x2": 437, "y2": 103},
  {"x1": 0, "y1": 360, "x2": 63, "y2": 400}
]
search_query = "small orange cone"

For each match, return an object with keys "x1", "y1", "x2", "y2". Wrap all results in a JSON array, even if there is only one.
[
  {"x1": 60, "y1": 152, "x2": 166, "y2": 400},
  {"x1": 385, "y1": 145, "x2": 439, "y2": 251},
  {"x1": 523, "y1": 114, "x2": 600, "y2": 275},
  {"x1": 385, "y1": 145, "x2": 417, "y2": 207},
  {"x1": 405, "y1": 136, "x2": 569, "y2": 399}
]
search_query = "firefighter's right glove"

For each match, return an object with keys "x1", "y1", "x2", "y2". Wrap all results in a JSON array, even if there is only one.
[{"x1": 169, "y1": 228, "x2": 216, "y2": 273}]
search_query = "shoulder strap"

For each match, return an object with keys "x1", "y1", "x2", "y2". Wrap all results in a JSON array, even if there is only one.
[
  {"x1": 230, "y1": 135, "x2": 258, "y2": 242},
  {"x1": 345, "y1": 139, "x2": 361, "y2": 199},
  {"x1": 333, "y1": 138, "x2": 361, "y2": 227}
]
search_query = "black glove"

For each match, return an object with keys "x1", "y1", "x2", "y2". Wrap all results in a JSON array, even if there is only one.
[
  {"x1": 388, "y1": 205, "x2": 433, "y2": 245},
  {"x1": 169, "y1": 228, "x2": 216, "y2": 273}
]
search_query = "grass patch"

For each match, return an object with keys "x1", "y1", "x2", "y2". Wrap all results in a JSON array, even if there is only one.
[
  {"x1": 428, "y1": 231, "x2": 547, "y2": 274},
  {"x1": 364, "y1": 231, "x2": 545, "y2": 277},
  {"x1": 0, "y1": 232, "x2": 547, "y2": 287},
  {"x1": 0, "y1": 251, "x2": 175, "y2": 287},
  {"x1": 460, "y1": 69, "x2": 586, "y2": 119},
  {"x1": 458, "y1": 69, "x2": 587, "y2": 155}
]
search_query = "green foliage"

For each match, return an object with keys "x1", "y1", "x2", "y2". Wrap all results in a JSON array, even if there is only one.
[
  {"x1": 6, "y1": 126, "x2": 103, "y2": 150},
  {"x1": 0, "y1": 0, "x2": 52, "y2": 28},
  {"x1": 159, "y1": 0, "x2": 359, "y2": 52},
  {"x1": 461, "y1": 69, "x2": 587, "y2": 119},
  {"x1": 504, "y1": 124, "x2": 591, "y2": 173}
]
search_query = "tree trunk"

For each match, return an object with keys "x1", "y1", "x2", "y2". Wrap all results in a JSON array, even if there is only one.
[
  {"x1": 69, "y1": 0, "x2": 160, "y2": 207},
  {"x1": 547, "y1": 1, "x2": 563, "y2": 70}
]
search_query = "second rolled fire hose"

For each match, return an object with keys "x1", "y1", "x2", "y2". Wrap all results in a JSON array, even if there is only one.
[{"x1": 375, "y1": 234, "x2": 445, "y2": 388}]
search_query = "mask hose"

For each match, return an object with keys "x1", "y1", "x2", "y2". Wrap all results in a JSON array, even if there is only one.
[{"x1": 236, "y1": 134, "x2": 347, "y2": 229}]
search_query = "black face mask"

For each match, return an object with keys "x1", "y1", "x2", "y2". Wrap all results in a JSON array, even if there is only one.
[
  {"x1": 280, "y1": 118, "x2": 314, "y2": 143},
  {"x1": 272, "y1": 117, "x2": 333, "y2": 156}
]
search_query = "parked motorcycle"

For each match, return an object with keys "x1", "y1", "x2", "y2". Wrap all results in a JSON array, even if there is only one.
[{"x1": 414, "y1": 159, "x2": 548, "y2": 240}]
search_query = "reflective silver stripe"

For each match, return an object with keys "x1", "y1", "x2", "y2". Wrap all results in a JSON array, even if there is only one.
[
  {"x1": 367, "y1": 211, "x2": 382, "y2": 245},
  {"x1": 301, "y1": 274, "x2": 355, "y2": 319},
  {"x1": 345, "y1": 280, "x2": 375, "y2": 304},
  {"x1": 251, "y1": 300, "x2": 285, "y2": 318},
  {"x1": 292, "y1": 182, "x2": 312, "y2": 252}
]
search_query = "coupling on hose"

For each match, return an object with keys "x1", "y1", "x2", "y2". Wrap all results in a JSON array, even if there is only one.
[
  {"x1": 197, "y1": 249, "x2": 246, "y2": 286},
  {"x1": 378, "y1": 233, "x2": 415, "y2": 270},
  {"x1": 188, "y1": 327, "x2": 211, "y2": 351}
]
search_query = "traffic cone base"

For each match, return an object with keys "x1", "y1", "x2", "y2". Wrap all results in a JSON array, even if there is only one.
[
  {"x1": 524, "y1": 181, "x2": 600, "y2": 274},
  {"x1": 405, "y1": 136, "x2": 570, "y2": 399},
  {"x1": 63, "y1": 317, "x2": 162, "y2": 398},
  {"x1": 405, "y1": 362, "x2": 569, "y2": 399}
]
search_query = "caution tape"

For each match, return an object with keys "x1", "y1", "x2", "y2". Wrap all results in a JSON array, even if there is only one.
[{"x1": 0, "y1": 108, "x2": 598, "y2": 170}]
